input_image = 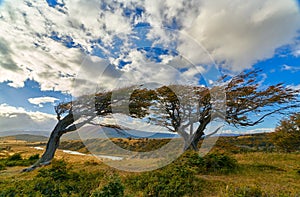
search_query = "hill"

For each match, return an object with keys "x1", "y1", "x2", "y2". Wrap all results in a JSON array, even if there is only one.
[
  {"x1": 61, "y1": 126, "x2": 178, "y2": 141},
  {"x1": 0, "y1": 134, "x2": 48, "y2": 143},
  {"x1": 59, "y1": 132, "x2": 276, "y2": 156},
  {"x1": 0, "y1": 130, "x2": 49, "y2": 137}
]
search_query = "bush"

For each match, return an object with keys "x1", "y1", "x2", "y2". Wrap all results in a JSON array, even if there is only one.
[
  {"x1": 126, "y1": 162, "x2": 203, "y2": 197},
  {"x1": 0, "y1": 153, "x2": 40, "y2": 167},
  {"x1": 91, "y1": 176, "x2": 124, "y2": 197},
  {"x1": 7, "y1": 153, "x2": 22, "y2": 161},
  {"x1": 223, "y1": 185, "x2": 263, "y2": 197},
  {"x1": 202, "y1": 153, "x2": 237, "y2": 173},
  {"x1": 272, "y1": 113, "x2": 300, "y2": 152},
  {"x1": 0, "y1": 159, "x2": 106, "y2": 197},
  {"x1": 0, "y1": 163, "x2": 5, "y2": 171},
  {"x1": 38, "y1": 159, "x2": 69, "y2": 181},
  {"x1": 28, "y1": 154, "x2": 40, "y2": 161},
  {"x1": 177, "y1": 151, "x2": 238, "y2": 174}
]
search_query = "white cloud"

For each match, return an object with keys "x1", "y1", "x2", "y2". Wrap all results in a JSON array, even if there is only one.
[
  {"x1": 179, "y1": 0, "x2": 300, "y2": 71},
  {"x1": 222, "y1": 127, "x2": 274, "y2": 135},
  {"x1": 281, "y1": 64, "x2": 300, "y2": 72},
  {"x1": 293, "y1": 43, "x2": 300, "y2": 57},
  {"x1": 0, "y1": 0, "x2": 299, "y2": 96},
  {"x1": 28, "y1": 96, "x2": 59, "y2": 107},
  {"x1": 0, "y1": 103, "x2": 57, "y2": 134},
  {"x1": 287, "y1": 84, "x2": 300, "y2": 91},
  {"x1": 0, "y1": 0, "x2": 132, "y2": 93}
]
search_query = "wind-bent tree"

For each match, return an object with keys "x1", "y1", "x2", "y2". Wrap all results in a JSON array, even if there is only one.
[
  {"x1": 149, "y1": 85, "x2": 213, "y2": 150},
  {"x1": 149, "y1": 70, "x2": 299, "y2": 151},
  {"x1": 23, "y1": 87, "x2": 155, "y2": 172},
  {"x1": 23, "y1": 69, "x2": 299, "y2": 172}
]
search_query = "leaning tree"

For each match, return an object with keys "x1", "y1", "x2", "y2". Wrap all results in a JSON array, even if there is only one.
[
  {"x1": 23, "y1": 69, "x2": 299, "y2": 171},
  {"x1": 23, "y1": 87, "x2": 156, "y2": 172},
  {"x1": 147, "y1": 70, "x2": 300, "y2": 151}
]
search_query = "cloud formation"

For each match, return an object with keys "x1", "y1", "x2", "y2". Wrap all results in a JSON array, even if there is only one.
[
  {"x1": 179, "y1": 0, "x2": 300, "y2": 70},
  {"x1": 0, "y1": 103, "x2": 57, "y2": 134},
  {"x1": 222, "y1": 127, "x2": 274, "y2": 135},
  {"x1": 281, "y1": 64, "x2": 300, "y2": 72},
  {"x1": 28, "y1": 96, "x2": 59, "y2": 107},
  {"x1": 0, "y1": 0, "x2": 299, "y2": 94}
]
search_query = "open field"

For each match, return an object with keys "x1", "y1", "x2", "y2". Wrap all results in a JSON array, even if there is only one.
[{"x1": 0, "y1": 135, "x2": 299, "y2": 196}]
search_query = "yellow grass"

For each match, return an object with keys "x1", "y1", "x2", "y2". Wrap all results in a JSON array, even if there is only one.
[{"x1": 0, "y1": 141, "x2": 299, "y2": 196}]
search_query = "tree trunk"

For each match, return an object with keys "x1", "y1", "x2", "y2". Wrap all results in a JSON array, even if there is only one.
[
  {"x1": 22, "y1": 114, "x2": 74, "y2": 172},
  {"x1": 183, "y1": 131, "x2": 204, "y2": 151},
  {"x1": 22, "y1": 122, "x2": 65, "y2": 172}
]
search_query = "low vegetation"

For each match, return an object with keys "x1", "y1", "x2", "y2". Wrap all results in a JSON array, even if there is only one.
[
  {"x1": 0, "y1": 153, "x2": 39, "y2": 170},
  {"x1": 1, "y1": 131, "x2": 300, "y2": 196},
  {"x1": 0, "y1": 147, "x2": 299, "y2": 196}
]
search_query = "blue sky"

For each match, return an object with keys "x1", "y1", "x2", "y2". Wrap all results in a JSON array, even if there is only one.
[{"x1": 0, "y1": 0, "x2": 299, "y2": 136}]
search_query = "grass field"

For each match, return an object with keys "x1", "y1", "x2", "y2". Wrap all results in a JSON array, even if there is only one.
[{"x1": 0, "y1": 135, "x2": 299, "y2": 196}]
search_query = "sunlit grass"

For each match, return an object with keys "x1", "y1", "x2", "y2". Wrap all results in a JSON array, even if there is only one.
[{"x1": 0, "y1": 138, "x2": 299, "y2": 196}]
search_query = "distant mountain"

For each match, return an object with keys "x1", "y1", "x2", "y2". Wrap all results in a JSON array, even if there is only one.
[
  {"x1": 62, "y1": 126, "x2": 179, "y2": 141},
  {"x1": 0, "y1": 134, "x2": 48, "y2": 142},
  {"x1": 213, "y1": 133, "x2": 241, "y2": 137},
  {"x1": 0, "y1": 130, "x2": 50, "y2": 137}
]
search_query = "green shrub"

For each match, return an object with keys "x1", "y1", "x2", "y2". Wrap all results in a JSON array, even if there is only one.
[
  {"x1": 0, "y1": 159, "x2": 106, "y2": 197},
  {"x1": 0, "y1": 163, "x2": 5, "y2": 171},
  {"x1": 7, "y1": 153, "x2": 22, "y2": 161},
  {"x1": 203, "y1": 153, "x2": 237, "y2": 173},
  {"x1": 224, "y1": 185, "x2": 263, "y2": 197},
  {"x1": 0, "y1": 153, "x2": 40, "y2": 167},
  {"x1": 91, "y1": 176, "x2": 124, "y2": 197},
  {"x1": 28, "y1": 154, "x2": 40, "y2": 161},
  {"x1": 38, "y1": 159, "x2": 69, "y2": 181},
  {"x1": 126, "y1": 163, "x2": 203, "y2": 197},
  {"x1": 177, "y1": 151, "x2": 238, "y2": 174}
]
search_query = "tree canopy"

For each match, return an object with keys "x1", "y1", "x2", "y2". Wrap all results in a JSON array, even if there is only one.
[
  {"x1": 23, "y1": 69, "x2": 300, "y2": 172},
  {"x1": 144, "y1": 70, "x2": 299, "y2": 150},
  {"x1": 272, "y1": 113, "x2": 300, "y2": 152}
]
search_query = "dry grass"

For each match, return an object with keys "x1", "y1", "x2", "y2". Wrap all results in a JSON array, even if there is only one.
[
  {"x1": 0, "y1": 141, "x2": 299, "y2": 196},
  {"x1": 202, "y1": 152, "x2": 300, "y2": 196}
]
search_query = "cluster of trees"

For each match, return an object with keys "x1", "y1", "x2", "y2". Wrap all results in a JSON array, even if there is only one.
[
  {"x1": 272, "y1": 113, "x2": 300, "y2": 152},
  {"x1": 23, "y1": 69, "x2": 299, "y2": 172}
]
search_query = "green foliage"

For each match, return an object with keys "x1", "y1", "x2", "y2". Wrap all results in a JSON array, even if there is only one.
[
  {"x1": 7, "y1": 153, "x2": 22, "y2": 161},
  {"x1": 0, "y1": 163, "x2": 5, "y2": 171},
  {"x1": 38, "y1": 159, "x2": 69, "y2": 181},
  {"x1": 202, "y1": 153, "x2": 238, "y2": 173},
  {"x1": 178, "y1": 151, "x2": 238, "y2": 174},
  {"x1": 272, "y1": 113, "x2": 300, "y2": 152},
  {"x1": 0, "y1": 153, "x2": 40, "y2": 167},
  {"x1": 91, "y1": 175, "x2": 124, "y2": 197},
  {"x1": 126, "y1": 160, "x2": 204, "y2": 197},
  {"x1": 223, "y1": 185, "x2": 263, "y2": 197},
  {"x1": 0, "y1": 159, "x2": 105, "y2": 197},
  {"x1": 28, "y1": 154, "x2": 40, "y2": 161}
]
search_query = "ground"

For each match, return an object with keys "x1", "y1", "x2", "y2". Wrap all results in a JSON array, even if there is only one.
[{"x1": 0, "y1": 136, "x2": 299, "y2": 196}]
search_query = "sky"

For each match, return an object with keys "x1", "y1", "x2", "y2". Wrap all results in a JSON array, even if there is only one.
[{"x1": 0, "y1": 0, "x2": 300, "y2": 136}]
